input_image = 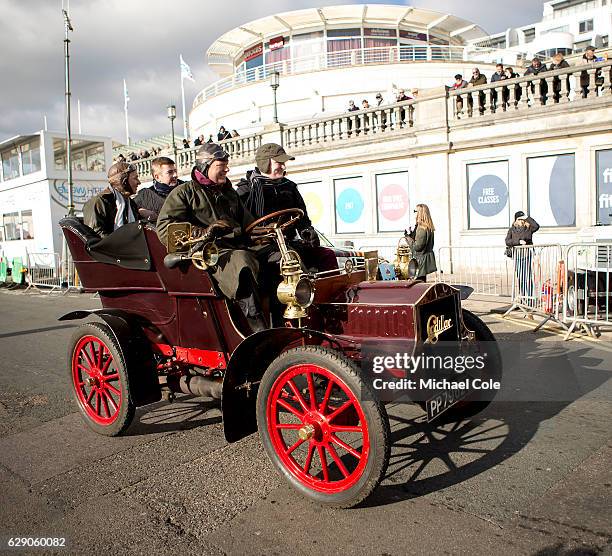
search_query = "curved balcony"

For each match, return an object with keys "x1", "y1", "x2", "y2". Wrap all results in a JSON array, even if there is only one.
[{"x1": 193, "y1": 44, "x2": 515, "y2": 108}]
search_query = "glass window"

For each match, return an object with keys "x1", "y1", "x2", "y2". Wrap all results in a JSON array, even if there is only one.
[
  {"x1": 3, "y1": 212, "x2": 20, "y2": 240},
  {"x1": 579, "y1": 19, "x2": 593, "y2": 33},
  {"x1": 21, "y1": 138, "x2": 41, "y2": 175},
  {"x1": 86, "y1": 144, "x2": 105, "y2": 172},
  {"x1": 1, "y1": 148, "x2": 20, "y2": 181},
  {"x1": 20, "y1": 210, "x2": 34, "y2": 239},
  {"x1": 327, "y1": 28, "x2": 360, "y2": 38}
]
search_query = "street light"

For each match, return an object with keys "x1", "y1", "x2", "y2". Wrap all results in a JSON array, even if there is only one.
[
  {"x1": 167, "y1": 104, "x2": 177, "y2": 160},
  {"x1": 270, "y1": 71, "x2": 280, "y2": 124}
]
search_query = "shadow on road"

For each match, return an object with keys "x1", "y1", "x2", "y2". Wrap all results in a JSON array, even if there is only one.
[{"x1": 0, "y1": 323, "x2": 77, "y2": 339}]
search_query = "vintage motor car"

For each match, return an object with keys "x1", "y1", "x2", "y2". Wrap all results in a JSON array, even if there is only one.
[{"x1": 59, "y1": 209, "x2": 501, "y2": 508}]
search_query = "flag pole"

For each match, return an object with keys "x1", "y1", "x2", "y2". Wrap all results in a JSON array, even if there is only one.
[
  {"x1": 180, "y1": 55, "x2": 188, "y2": 140},
  {"x1": 77, "y1": 98, "x2": 82, "y2": 134},
  {"x1": 123, "y1": 79, "x2": 130, "y2": 145}
]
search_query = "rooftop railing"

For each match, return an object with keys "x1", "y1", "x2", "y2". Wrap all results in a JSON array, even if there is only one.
[{"x1": 193, "y1": 44, "x2": 512, "y2": 108}]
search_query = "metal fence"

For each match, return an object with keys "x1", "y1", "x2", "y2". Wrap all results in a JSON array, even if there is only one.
[
  {"x1": 436, "y1": 246, "x2": 513, "y2": 296},
  {"x1": 25, "y1": 252, "x2": 80, "y2": 295}
]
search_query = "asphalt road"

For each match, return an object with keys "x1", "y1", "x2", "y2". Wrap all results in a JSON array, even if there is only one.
[{"x1": 0, "y1": 290, "x2": 610, "y2": 555}]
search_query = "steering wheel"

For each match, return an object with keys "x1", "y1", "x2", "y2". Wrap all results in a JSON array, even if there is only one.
[{"x1": 245, "y1": 208, "x2": 304, "y2": 241}]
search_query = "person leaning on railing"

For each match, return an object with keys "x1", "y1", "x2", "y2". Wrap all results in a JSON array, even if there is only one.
[
  {"x1": 467, "y1": 68, "x2": 487, "y2": 115},
  {"x1": 548, "y1": 52, "x2": 570, "y2": 102},
  {"x1": 451, "y1": 73, "x2": 468, "y2": 115},
  {"x1": 580, "y1": 46, "x2": 608, "y2": 97},
  {"x1": 524, "y1": 58, "x2": 548, "y2": 104}
]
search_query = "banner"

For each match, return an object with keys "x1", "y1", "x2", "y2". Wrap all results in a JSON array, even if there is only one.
[
  {"x1": 376, "y1": 172, "x2": 409, "y2": 232},
  {"x1": 527, "y1": 154, "x2": 575, "y2": 227},
  {"x1": 297, "y1": 181, "x2": 330, "y2": 235},
  {"x1": 596, "y1": 149, "x2": 612, "y2": 225},
  {"x1": 334, "y1": 176, "x2": 366, "y2": 234},
  {"x1": 467, "y1": 160, "x2": 509, "y2": 229}
]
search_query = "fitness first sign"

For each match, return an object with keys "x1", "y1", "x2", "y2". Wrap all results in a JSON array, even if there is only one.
[
  {"x1": 597, "y1": 149, "x2": 612, "y2": 225},
  {"x1": 467, "y1": 160, "x2": 510, "y2": 229}
]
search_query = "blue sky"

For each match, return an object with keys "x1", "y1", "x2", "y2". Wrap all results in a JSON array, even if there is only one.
[{"x1": 0, "y1": 0, "x2": 545, "y2": 143}]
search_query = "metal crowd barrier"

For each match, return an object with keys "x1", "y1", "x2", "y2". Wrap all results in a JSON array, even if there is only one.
[
  {"x1": 503, "y1": 244, "x2": 565, "y2": 330},
  {"x1": 436, "y1": 246, "x2": 512, "y2": 296},
  {"x1": 563, "y1": 242, "x2": 612, "y2": 339},
  {"x1": 25, "y1": 253, "x2": 80, "y2": 295}
]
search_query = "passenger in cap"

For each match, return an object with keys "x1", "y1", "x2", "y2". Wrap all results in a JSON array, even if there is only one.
[
  {"x1": 156, "y1": 143, "x2": 267, "y2": 333},
  {"x1": 83, "y1": 162, "x2": 140, "y2": 237}
]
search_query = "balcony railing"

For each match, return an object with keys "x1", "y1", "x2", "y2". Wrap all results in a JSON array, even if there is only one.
[
  {"x1": 193, "y1": 44, "x2": 498, "y2": 108},
  {"x1": 447, "y1": 59, "x2": 612, "y2": 119}
]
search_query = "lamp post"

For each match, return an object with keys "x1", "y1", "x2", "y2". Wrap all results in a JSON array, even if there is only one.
[
  {"x1": 62, "y1": 9, "x2": 74, "y2": 216},
  {"x1": 270, "y1": 71, "x2": 280, "y2": 124},
  {"x1": 167, "y1": 104, "x2": 177, "y2": 160}
]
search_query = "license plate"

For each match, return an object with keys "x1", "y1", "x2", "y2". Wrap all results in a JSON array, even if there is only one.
[{"x1": 426, "y1": 388, "x2": 469, "y2": 422}]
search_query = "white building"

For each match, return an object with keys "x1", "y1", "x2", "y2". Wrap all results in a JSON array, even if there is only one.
[
  {"x1": 472, "y1": 0, "x2": 611, "y2": 61},
  {"x1": 0, "y1": 132, "x2": 112, "y2": 262}
]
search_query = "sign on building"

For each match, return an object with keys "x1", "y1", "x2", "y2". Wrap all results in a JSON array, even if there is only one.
[
  {"x1": 334, "y1": 176, "x2": 366, "y2": 234},
  {"x1": 375, "y1": 171, "x2": 409, "y2": 232},
  {"x1": 527, "y1": 154, "x2": 575, "y2": 227},
  {"x1": 596, "y1": 149, "x2": 612, "y2": 225},
  {"x1": 467, "y1": 160, "x2": 509, "y2": 229}
]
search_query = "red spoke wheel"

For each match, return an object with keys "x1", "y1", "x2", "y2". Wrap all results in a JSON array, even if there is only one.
[
  {"x1": 257, "y1": 346, "x2": 390, "y2": 508},
  {"x1": 68, "y1": 323, "x2": 135, "y2": 436}
]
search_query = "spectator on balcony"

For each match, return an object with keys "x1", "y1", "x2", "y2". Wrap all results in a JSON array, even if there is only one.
[
  {"x1": 490, "y1": 63, "x2": 505, "y2": 110},
  {"x1": 451, "y1": 73, "x2": 468, "y2": 115},
  {"x1": 504, "y1": 66, "x2": 521, "y2": 104},
  {"x1": 411, "y1": 88, "x2": 419, "y2": 98},
  {"x1": 217, "y1": 126, "x2": 231, "y2": 141},
  {"x1": 375, "y1": 93, "x2": 387, "y2": 129},
  {"x1": 580, "y1": 46, "x2": 608, "y2": 97},
  {"x1": 115, "y1": 153, "x2": 126, "y2": 163},
  {"x1": 182, "y1": 139, "x2": 190, "y2": 149},
  {"x1": 361, "y1": 99, "x2": 376, "y2": 131},
  {"x1": 194, "y1": 134, "x2": 205, "y2": 147},
  {"x1": 347, "y1": 100, "x2": 360, "y2": 135},
  {"x1": 524, "y1": 58, "x2": 548, "y2": 103},
  {"x1": 128, "y1": 152, "x2": 138, "y2": 161},
  {"x1": 548, "y1": 52, "x2": 571, "y2": 102},
  {"x1": 134, "y1": 156, "x2": 180, "y2": 224},
  {"x1": 467, "y1": 68, "x2": 487, "y2": 115},
  {"x1": 396, "y1": 89, "x2": 412, "y2": 102}
]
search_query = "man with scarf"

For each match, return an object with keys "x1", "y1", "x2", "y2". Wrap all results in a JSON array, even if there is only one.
[
  {"x1": 134, "y1": 156, "x2": 181, "y2": 224},
  {"x1": 157, "y1": 143, "x2": 266, "y2": 333},
  {"x1": 84, "y1": 162, "x2": 140, "y2": 237}
]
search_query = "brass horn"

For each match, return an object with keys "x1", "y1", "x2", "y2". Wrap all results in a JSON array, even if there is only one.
[{"x1": 191, "y1": 242, "x2": 219, "y2": 271}]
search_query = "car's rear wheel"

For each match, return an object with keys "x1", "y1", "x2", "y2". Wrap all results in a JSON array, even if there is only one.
[
  {"x1": 68, "y1": 322, "x2": 135, "y2": 436},
  {"x1": 257, "y1": 346, "x2": 390, "y2": 508}
]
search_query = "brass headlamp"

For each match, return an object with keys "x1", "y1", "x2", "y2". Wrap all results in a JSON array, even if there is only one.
[{"x1": 394, "y1": 235, "x2": 418, "y2": 280}]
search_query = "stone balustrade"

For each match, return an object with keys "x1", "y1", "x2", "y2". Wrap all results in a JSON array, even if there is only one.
[
  {"x1": 284, "y1": 100, "x2": 416, "y2": 150},
  {"x1": 447, "y1": 59, "x2": 612, "y2": 119}
]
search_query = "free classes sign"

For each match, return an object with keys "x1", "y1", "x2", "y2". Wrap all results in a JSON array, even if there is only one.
[
  {"x1": 376, "y1": 172, "x2": 409, "y2": 232},
  {"x1": 467, "y1": 160, "x2": 510, "y2": 229}
]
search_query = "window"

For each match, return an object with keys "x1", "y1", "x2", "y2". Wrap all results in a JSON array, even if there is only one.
[
  {"x1": 1, "y1": 148, "x2": 20, "y2": 181},
  {"x1": 527, "y1": 154, "x2": 575, "y2": 227},
  {"x1": 86, "y1": 145, "x2": 105, "y2": 172},
  {"x1": 3, "y1": 212, "x2": 20, "y2": 241},
  {"x1": 603, "y1": 35, "x2": 609, "y2": 48},
  {"x1": 53, "y1": 138, "x2": 105, "y2": 171},
  {"x1": 579, "y1": 19, "x2": 594, "y2": 33},
  {"x1": 20, "y1": 210, "x2": 34, "y2": 239},
  {"x1": 523, "y1": 28, "x2": 536, "y2": 43},
  {"x1": 20, "y1": 139, "x2": 41, "y2": 175}
]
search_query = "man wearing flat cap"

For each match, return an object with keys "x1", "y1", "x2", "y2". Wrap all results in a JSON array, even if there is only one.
[
  {"x1": 236, "y1": 143, "x2": 318, "y2": 247},
  {"x1": 157, "y1": 143, "x2": 266, "y2": 333},
  {"x1": 83, "y1": 162, "x2": 140, "y2": 237}
]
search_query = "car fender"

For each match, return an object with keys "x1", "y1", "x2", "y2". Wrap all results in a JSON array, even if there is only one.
[
  {"x1": 222, "y1": 327, "x2": 340, "y2": 443},
  {"x1": 59, "y1": 309, "x2": 161, "y2": 406}
]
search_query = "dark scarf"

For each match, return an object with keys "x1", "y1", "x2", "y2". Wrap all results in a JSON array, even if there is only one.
[
  {"x1": 243, "y1": 168, "x2": 291, "y2": 217},
  {"x1": 152, "y1": 180, "x2": 173, "y2": 198}
]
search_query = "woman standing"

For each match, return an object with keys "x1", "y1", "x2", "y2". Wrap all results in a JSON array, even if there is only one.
[
  {"x1": 505, "y1": 211, "x2": 540, "y2": 304},
  {"x1": 412, "y1": 203, "x2": 437, "y2": 281}
]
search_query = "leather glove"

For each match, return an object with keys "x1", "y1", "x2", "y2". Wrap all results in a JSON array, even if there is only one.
[
  {"x1": 300, "y1": 226, "x2": 320, "y2": 247},
  {"x1": 192, "y1": 220, "x2": 232, "y2": 242}
]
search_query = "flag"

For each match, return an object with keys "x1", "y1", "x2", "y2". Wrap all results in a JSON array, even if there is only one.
[
  {"x1": 123, "y1": 79, "x2": 129, "y2": 111},
  {"x1": 180, "y1": 54, "x2": 195, "y2": 82}
]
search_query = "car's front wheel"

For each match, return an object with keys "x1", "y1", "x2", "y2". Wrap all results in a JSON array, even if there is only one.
[{"x1": 257, "y1": 346, "x2": 390, "y2": 508}]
